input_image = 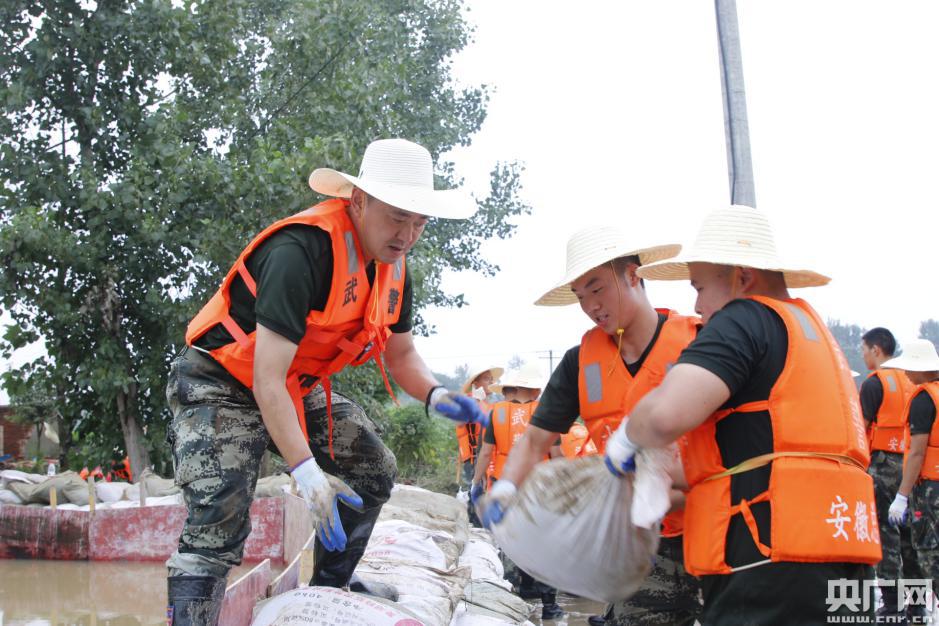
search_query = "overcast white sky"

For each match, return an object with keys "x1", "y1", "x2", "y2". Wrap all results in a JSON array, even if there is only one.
[
  {"x1": 413, "y1": 0, "x2": 939, "y2": 384},
  {"x1": 2, "y1": 2, "x2": 938, "y2": 402}
]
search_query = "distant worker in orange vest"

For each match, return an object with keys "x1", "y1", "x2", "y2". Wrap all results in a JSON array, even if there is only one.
[
  {"x1": 882, "y1": 339, "x2": 939, "y2": 619},
  {"x1": 457, "y1": 363, "x2": 502, "y2": 525},
  {"x1": 607, "y1": 206, "x2": 880, "y2": 625},
  {"x1": 860, "y1": 327, "x2": 922, "y2": 621},
  {"x1": 472, "y1": 363, "x2": 564, "y2": 620},
  {"x1": 479, "y1": 226, "x2": 701, "y2": 626},
  {"x1": 164, "y1": 139, "x2": 487, "y2": 625},
  {"x1": 558, "y1": 421, "x2": 598, "y2": 459}
]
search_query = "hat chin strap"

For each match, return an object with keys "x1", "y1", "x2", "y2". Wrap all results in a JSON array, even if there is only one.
[{"x1": 609, "y1": 260, "x2": 626, "y2": 376}]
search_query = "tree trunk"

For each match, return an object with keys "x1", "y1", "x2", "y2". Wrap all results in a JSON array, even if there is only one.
[{"x1": 116, "y1": 387, "x2": 150, "y2": 478}]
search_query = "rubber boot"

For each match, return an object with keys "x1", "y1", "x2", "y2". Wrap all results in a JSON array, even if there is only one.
[
  {"x1": 587, "y1": 616, "x2": 607, "y2": 626},
  {"x1": 517, "y1": 571, "x2": 541, "y2": 600},
  {"x1": 349, "y1": 573, "x2": 399, "y2": 602},
  {"x1": 541, "y1": 591, "x2": 564, "y2": 620},
  {"x1": 311, "y1": 504, "x2": 389, "y2": 591},
  {"x1": 166, "y1": 576, "x2": 226, "y2": 626}
]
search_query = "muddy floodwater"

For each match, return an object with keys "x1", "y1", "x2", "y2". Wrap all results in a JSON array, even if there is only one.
[{"x1": 0, "y1": 559, "x2": 606, "y2": 625}]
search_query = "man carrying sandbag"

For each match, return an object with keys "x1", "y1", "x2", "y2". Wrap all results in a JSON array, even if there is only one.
[
  {"x1": 606, "y1": 205, "x2": 881, "y2": 625},
  {"x1": 165, "y1": 139, "x2": 488, "y2": 625},
  {"x1": 479, "y1": 226, "x2": 702, "y2": 626}
]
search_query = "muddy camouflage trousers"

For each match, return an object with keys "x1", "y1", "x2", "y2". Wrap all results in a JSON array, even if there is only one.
[
  {"x1": 603, "y1": 535, "x2": 701, "y2": 626},
  {"x1": 869, "y1": 450, "x2": 923, "y2": 585},
  {"x1": 910, "y1": 479, "x2": 939, "y2": 598},
  {"x1": 165, "y1": 347, "x2": 397, "y2": 583}
]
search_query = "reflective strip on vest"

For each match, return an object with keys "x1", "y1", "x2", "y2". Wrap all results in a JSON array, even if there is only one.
[
  {"x1": 495, "y1": 406, "x2": 507, "y2": 424},
  {"x1": 783, "y1": 302, "x2": 819, "y2": 342},
  {"x1": 885, "y1": 373, "x2": 898, "y2": 393},
  {"x1": 584, "y1": 362, "x2": 603, "y2": 403},
  {"x1": 344, "y1": 231, "x2": 359, "y2": 274},
  {"x1": 394, "y1": 258, "x2": 403, "y2": 281}
]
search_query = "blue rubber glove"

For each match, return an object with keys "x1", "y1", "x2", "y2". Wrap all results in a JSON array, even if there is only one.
[
  {"x1": 478, "y1": 479, "x2": 516, "y2": 529},
  {"x1": 604, "y1": 419, "x2": 639, "y2": 476},
  {"x1": 291, "y1": 458, "x2": 364, "y2": 551},
  {"x1": 433, "y1": 392, "x2": 488, "y2": 426},
  {"x1": 888, "y1": 493, "x2": 908, "y2": 527},
  {"x1": 469, "y1": 481, "x2": 485, "y2": 504}
]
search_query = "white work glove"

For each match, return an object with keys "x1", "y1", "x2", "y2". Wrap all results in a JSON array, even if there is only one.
[
  {"x1": 477, "y1": 479, "x2": 517, "y2": 529},
  {"x1": 888, "y1": 493, "x2": 909, "y2": 527},
  {"x1": 290, "y1": 457, "x2": 363, "y2": 551},
  {"x1": 604, "y1": 419, "x2": 639, "y2": 476}
]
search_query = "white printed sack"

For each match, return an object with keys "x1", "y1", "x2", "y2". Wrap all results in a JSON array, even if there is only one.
[{"x1": 489, "y1": 453, "x2": 671, "y2": 602}]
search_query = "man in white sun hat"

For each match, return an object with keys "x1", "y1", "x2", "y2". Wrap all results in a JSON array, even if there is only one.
[
  {"x1": 858, "y1": 327, "x2": 921, "y2": 622},
  {"x1": 457, "y1": 363, "x2": 503, "y2": 526},
  {"x1": 165, "y1": 138, "x2": 488, "y2": 625},
  {"x1": 472, "y1": 363, "x2": 565, "y2": 620},
  {"x1": 478, "y1": 225, "x2": 702, "y2": 626},
  {"x1": 605, "y1": 205, "x2": 880, "y2": 624},
  {"x1": 881, "y1": 338, "x2": 939, "y2": 613}
]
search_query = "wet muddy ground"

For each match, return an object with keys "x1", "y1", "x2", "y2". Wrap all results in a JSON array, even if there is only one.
[{"x1": 0, "y1": 560, "x2": 607, "y2": 626}]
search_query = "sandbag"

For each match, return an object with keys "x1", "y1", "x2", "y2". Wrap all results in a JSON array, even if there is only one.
[
  {"x1": 449, "y1": 602, "x2": 536, "y2": 626},
  {"x1": 459, "y1": 581, "x2": 531, "y2": 623},
  {"x1": 251, "y1": 586, "x2": 426, "y2": 626},
  {"x1": 488, "y1": 455, "x2": 668, "y2": 603},
  {"x1": 95, "y1": 481, "x2": 128, "y2": 503},
  {"x1": 355, "y1": 561, "x2": 470, "y2": 626},
  {"x1": 379, "y1": 485, "x2": 468, "y2": 569},
  {"x1": 364, "y1": 520, "x2": 451, "y2": 571},
  {"x1": 254, "y1": 474, "x2": 291, "y2": 498},
  {"x1": 8, "y1": 471, "x2": 91, "y2": 505},
  {"x1": 457, "y1": 534, "x2": 508, "y2": 589},
  {"x1": 125, "y1": 468, "x2": 180, "y2": 499},
  {"x1": 0, "y1": 488, "x2": 24, "y2": 505}
]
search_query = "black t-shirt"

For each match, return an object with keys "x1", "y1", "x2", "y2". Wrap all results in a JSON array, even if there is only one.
[
  {"x1": 676, "y1": 298, "x2": 787, "y2": 569},
  {"x1": 196, "y1": 225, "x2": 413, "y2": 350},
  {"x1": 859, "y1": 375, "x2": 884, "y2": 424},
  {"x1": 909, "y1": 388, "x2": 938, "y2": 435},
  {"x1": 530, "y1": 313, "x2": 668, "y2": 434}
]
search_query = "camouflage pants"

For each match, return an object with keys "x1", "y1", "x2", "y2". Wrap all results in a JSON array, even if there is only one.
[
  {"x1": 910, "y1": 480, "x2": 939, "y2": 598},
  {"x1": 165, "y1": 347, "x2": 397, "y2": 580},
  {"x1": 870, "y1": 450, "x2": 923, "y2": 583},
  {"x1": 603, "y1": 536, "x2": 701, "y2": 626}
]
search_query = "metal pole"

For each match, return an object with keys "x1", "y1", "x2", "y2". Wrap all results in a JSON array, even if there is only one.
[{"x1": 715, "y1": 0, "x2": 756, "y2": 208}]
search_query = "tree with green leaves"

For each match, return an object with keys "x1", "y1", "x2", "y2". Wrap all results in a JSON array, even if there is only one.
[
  {"x1": 920, "y1": 319, "x2": 939, "y2": 353},
  {"x1": 0, "y1": 0, "x2": 528, "y2": 476},
  {"x1": 827, "y1": 319, "x2": 867, "y2": 380}
]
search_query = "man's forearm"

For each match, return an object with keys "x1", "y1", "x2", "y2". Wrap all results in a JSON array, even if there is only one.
[
  {"x1": 254, "y1": 380, "x2": 312, "y2": 468},
  {"x1": 474, "y1": 445, "x2": 493, "y2": 484},
  {"x1": 899, "y1": 450, "x2": 925, "y2": 496}
]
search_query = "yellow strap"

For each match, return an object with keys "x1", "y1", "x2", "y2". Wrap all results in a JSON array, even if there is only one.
[{"x1": 703, "y1": 451, "x2": 866, "y2": 483}]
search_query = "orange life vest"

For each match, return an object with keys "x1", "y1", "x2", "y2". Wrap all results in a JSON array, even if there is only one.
[
  {"x1": 489, "y1": 400, "x2": 541, "y2": 481},
  {"x1": 914, "y1": 381, "x2": 939, "y2": 481},
  {"x1": 680, "y1": 296, "x2": 881, "y2": 576},
  {"x1": 560, "y1": 422, "x2": 599, "y2": 458},
  {"x1": 867, "y1": 369, "x2": 914, "y2": 453},
  {"x1": 456, "y1": 399, "x2": 490, "y2": 463},
  {"x1": 110, "y1": 456, "x2": 133, "y2": 482},
  {"x1": 185, "y1": 199, "x2": 406, "y2": 455},
  {"x1": 578, "y1": 309, "x2": 700, "y2": 538}
]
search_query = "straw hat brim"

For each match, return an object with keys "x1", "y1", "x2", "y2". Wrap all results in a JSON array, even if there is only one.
[
  {"x1": 535, "y1": 243, "x2": 682, "y2": 307},
  {"x1": 881, "y1": 355, "x2": 939, "y2": 372},
  {"x1": 490, "y1": 380, "x2": 543, "y2": 394},
  {"x1": 635, "y1": 253, "x2": 831, "y2": 289},
  {"x1": 309, "y1": 169, "x2": 477, "y2": 220},
  {"x1": 461, "y1": 367, "x2": 505, "y2": 395}
]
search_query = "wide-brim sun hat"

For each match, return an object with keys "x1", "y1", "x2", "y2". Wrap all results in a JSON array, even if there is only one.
[
  {"x1": 881, "y1": 339, "x2": 939, "y2": 372},
  {"x1": 490, "y1": 363, "x2": 545, "y2": 394},
  {"x1": 535, "y1": 226, "x2": 682, "y2": 306},
  {"x1": 308, "y1": 138, "x2": 477, "y2": 219},
  {"x1": 635, "y1": 205, "x2": 830, "y2": 288},
  {"x1": 461, "y1": 365, "x2": 505, "y2": 395}
]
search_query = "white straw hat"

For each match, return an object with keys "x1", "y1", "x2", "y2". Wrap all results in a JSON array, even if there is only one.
[
  {"x1": 881, "y1": 339, "x2": 939, "y2": 372},
  {"x1": 636, "y1": 205, "x2": 830, "y2": 288},
  {"x1": 535, "y1": 226, "x2": 681, "y2": 306},
  {"x1": 490, "y1": 363, "x2": 545, "y2": 394},
  {"x1": 309, "y1": 138, "x2": 477, "y2": 219},
  {"x1": 461, "y1": 365, "x2": 505, "y2": 395}
]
